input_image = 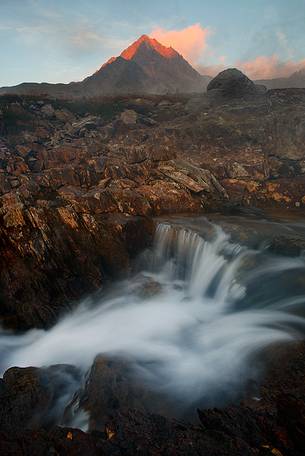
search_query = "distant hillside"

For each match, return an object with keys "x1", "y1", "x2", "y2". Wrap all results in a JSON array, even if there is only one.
[{"x1": 256, "y1": 68, "x2": 305, "y2": 89}]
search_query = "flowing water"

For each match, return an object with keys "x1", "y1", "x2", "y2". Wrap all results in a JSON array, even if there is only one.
[{"x1": 1, "y1": 215, "x2": 305, "y2": 413}]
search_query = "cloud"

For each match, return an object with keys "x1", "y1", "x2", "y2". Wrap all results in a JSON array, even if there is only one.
[
  {"x1": 151, "y1": 23, "x2": 210, "y2": 64},
  {"x1": 276, "y1": 31, "x2": 294, "y2": 60},
  {"x1": 237, "y1": 55, "x2": 305, "y2": 79},
  {"x1": 10, "y1": 15, "x2": 127, "y2": 59},
  {"x1": 69, "y1": 29, "x2": 105, "y2": 51},
  {"x1": 0, "y1": 25, "x2": 12, "y2": 31},
  {"x1": 196, "y1": 56, "x2": 227, "y2": 76},
  {"x1": 66, "y1": 26, "x2": 127, "y2": 55},
  {"x1": 196, "y1": 63, "x2": 226, "y2": 77},
  {"x1": 197, "y1": 54, "x2": 305, "y2": 80}
]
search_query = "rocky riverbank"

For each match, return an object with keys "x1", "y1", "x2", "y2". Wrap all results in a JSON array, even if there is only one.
[
  {"x1": 1, "y1": 78, "x2": 305, "y2": 455},
  {"x1": 1, "y1": 340, "x2": 305, "y2": 456},
  {"x1": 1, "y1": 85, "x2": 305, "y2": 327}
]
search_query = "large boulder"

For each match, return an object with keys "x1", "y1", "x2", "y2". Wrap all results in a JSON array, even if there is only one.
[
  {"x1": 64, "y1": 355, "x2": 168, "y2": 431},
  {"x1": 0, "y1": 365, "x2": 81, "y2": 432},
  {"x1": 207, "y1": 68, "x2": 265, "y2": 99}
]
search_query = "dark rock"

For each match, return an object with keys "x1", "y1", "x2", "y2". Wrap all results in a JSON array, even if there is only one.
[
  {"x1": 65, "y1": 355, "x2": 167, "y2": 431},
  {"x1": 0, "y1": 208, "x2": 154, "y2": 328},
  {"x1": 0, "y1": 365, "x2": 81, "y2": 432},
  {"x1": 267, "y1": 235, "x2": 305, "y2": 256},
  {"x1": 2, "y1": 342, "x2": 305, "y2": 454},
  {"x1": 207, "y1": 68, "x2": 265, "y2": 99}
]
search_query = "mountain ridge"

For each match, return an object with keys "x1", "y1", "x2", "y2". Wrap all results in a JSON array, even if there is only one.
[
  {"x1": 2, "y1": 34, "x2": 305, "y2": 97},
  {"x1": 256, "y1": 67, "x2": 305, "y2": 89},
  {"x1": 0, "y1": 34, "x2": 210, "y2": 97}
]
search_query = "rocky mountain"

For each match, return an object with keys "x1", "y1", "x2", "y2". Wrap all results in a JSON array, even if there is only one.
[
  {"x1": 256, "y1": 67, "x2": 305, "y2": 89},
  {"x1": 0, "y1": 35, "x2": 210, "y2": 97}
]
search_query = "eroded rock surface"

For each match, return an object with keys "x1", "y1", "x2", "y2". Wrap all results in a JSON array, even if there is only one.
[
  {"x1": 0, "y1": 95, "x2": 229, "y2": 327},
  {"x1": 0, "y1": 88, "x2": 305, "y2": 325}
]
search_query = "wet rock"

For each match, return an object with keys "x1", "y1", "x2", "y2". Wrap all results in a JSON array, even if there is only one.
[
  {"x1": 136, "y1": 277, "x2": 162, "y2": 298},
  {"x1": 0, "y1": 365, "x2": 81, "y2": 432},
  {"x1": 65, "y1": 355, "x2": 166, "y2": 431},
  {"x1": 267, "y1": 235, "x2": 305, "y2": 256},
  {"x1": 277, "y1": 395, "x2": 305, "y2": 453},
  {"x1": 0, "y1": 415, "x2": 259, "y2": 455},
  {"x1": 220, "y1": 202, "x2": 267, "y2": 218},
  {"x1": 2, "y1": 342, "x2": 305, "y2": 455}
]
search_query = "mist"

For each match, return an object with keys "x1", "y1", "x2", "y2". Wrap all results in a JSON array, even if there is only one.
[{"x1": 1, "y1": 220, "x2": 305, "y2": 410}]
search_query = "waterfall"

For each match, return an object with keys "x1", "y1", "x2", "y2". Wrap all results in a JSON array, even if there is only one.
[
  {"x1": 152, "y1": 222, "x2": 246, "y2": 302},
  {"x1": 1, "y1": 219, "x2": 305, "y2": 407}
]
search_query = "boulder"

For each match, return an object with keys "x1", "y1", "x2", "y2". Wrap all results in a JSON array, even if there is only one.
[
  {"x1": 0, "y1": 365, "x2": 81, "y2": 432},
  {"x1": 64, "y1": 356, "x2": 157, "y2": 430},
  {"x1": 207, "y1": 68, "x2": 265, "y2": 99}
]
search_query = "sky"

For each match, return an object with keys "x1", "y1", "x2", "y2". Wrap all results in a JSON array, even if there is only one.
[{"x1": 1, "y1": 0, "x2": 305, "y2": 86}]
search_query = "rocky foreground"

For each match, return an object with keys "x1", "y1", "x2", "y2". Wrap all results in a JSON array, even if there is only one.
[
  {"x1": 1, "y1": 341, "x2": 305, "y2": 455},
  {"x1": 1, "y1": 74, "x2": 305, "y2": 454},
  {"x1": 1, "y1": 76, "x2": 305, "y2": 327}
]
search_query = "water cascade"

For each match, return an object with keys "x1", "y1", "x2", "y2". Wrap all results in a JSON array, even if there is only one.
[{"x1": 1, "y1": 220, "x2": 305, "y2": 408}]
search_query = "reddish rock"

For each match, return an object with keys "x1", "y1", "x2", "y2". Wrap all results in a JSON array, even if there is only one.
[{"x1": 0, "y1": 91, "x2": 304, "y2": 329}]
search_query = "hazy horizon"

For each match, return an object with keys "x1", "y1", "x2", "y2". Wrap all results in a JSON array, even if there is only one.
[{"x1": 1, "y1": 0, "x2": 305, "y2": 86}]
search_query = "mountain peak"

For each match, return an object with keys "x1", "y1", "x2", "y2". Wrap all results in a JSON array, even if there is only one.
[
  {"x1": 121, "y1": 34, "x2": 177, "y2": 61},
  {"x1": 0, "y1": 32, "x2": 209, "y2": 96},
  {"x1": 137, "y1": 34, "x2": 151, "y2": 42}
]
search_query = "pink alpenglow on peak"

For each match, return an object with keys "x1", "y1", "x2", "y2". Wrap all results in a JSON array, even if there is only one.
[
  {"x1": 0, "y1": 33, "x2": 211, "y2": 96},
  {"x1": 121, "y1": 34, "x2": 178, "y2": 60}
]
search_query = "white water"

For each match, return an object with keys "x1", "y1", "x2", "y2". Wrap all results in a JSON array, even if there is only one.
[{"x1": 1, "y1": 220, "x2": 305, "y2": 406}]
